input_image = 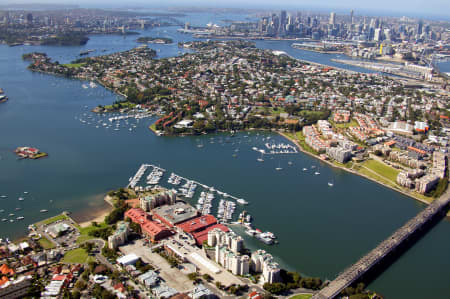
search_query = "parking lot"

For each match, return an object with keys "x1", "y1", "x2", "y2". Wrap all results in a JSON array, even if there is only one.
[{"x1": 120, "y1": 239, "x2": 196, "y2": 292}]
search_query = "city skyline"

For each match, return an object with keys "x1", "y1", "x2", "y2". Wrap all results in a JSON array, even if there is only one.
[{"x1": 1, "y1": 0, "x2": 449, "y2": 19}]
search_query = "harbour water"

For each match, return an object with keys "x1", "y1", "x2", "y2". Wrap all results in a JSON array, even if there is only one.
[{"x1": 0, "y1": 12, "x2": 449, "y2": 299}]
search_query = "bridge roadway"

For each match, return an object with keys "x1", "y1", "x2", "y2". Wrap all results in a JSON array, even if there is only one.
[{"x1": 312, "y1": 195, "x2": 450, "y2": 299}]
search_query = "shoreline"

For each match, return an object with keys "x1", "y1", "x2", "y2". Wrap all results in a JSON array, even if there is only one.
[
  {"x1": 75, "y1": 195, "x2": 114, "y2": 227},
  {"x1": 277, "y1": 131, "x2": 435, "y2": 207}
]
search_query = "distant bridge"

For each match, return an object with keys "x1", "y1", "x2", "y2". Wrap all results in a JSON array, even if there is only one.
[{"x1": 312, "y1": 195, "x2": 450, "y2": 299}]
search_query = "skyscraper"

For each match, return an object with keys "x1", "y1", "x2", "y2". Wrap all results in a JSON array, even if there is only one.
[
  {"x1": 329, "y1": 12, "x2": 336, "y2": 25},
  {"x1": 350, "y1": 10, "x2": 354, "y2": 24},
  {"x1": 26, "y1": 13, "x2": 33, "y2": 24}
]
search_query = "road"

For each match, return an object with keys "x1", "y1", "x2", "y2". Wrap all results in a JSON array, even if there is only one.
[{"x1": 84, "y1": 238, "x2": 116, "y2": 271}]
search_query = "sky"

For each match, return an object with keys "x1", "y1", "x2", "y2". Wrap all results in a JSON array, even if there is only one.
[{"x1": 2, "y1": 0, "x2": 449, "y2": 19}]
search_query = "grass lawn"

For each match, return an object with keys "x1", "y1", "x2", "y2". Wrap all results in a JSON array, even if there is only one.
[
  {"x1": 77, "y1": 222, "x2": 109, "y2": 244},
  {"x1": 63, "y1": 63, "x2": 86, "y2": 68},
  {"x1": 270, "y1": 107, "x2": 286, "y2": 116},
  {"x1": 290, "y1": 294, "x2": 312, "y2": 299},
  {"x1": 361, "y1": 159, "x2": 400, "y2": 182},
  {"x1": 62, "y1": 248, "x2": 91, "y2": 264},
  {"x1": 35, "y1": 213, "x2": 69, "y2": 226},
  {"x1": 38, "y1": 237, "x2": 55, "y2": 249},
  {"x1": 330, "y1": 118, "x2": 359, "y2": 129}
]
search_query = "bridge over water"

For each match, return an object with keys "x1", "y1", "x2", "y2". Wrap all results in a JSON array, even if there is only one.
[{"x1": 312, "y1": 196, "x2": 450, "y2": 299}]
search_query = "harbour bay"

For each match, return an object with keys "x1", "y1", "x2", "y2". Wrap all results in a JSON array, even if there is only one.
[{"x1": 0, "y1": 12, "x2": 449, "y2": 299}]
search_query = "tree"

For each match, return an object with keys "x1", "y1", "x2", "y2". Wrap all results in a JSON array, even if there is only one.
[{"x1": 263, "y1": 282, "x2": 286, "y2": 294}]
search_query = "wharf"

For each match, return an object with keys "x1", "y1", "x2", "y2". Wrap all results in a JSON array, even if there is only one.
[{"x1": 127, "y1": 163, "x2": 247, "y2": 204}]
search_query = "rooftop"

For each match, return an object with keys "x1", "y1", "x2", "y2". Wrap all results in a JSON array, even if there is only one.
[
  {"x1": 152, "y1": 202, "x2": 198, "y2": 226},
  {"x1": 176, "y1": 214, "x2": 217, "y2": 234}
]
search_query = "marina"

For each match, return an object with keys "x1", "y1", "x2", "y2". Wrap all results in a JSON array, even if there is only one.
[{"x1": 127, "y1": 163, "x2": 250, "y2": 223}]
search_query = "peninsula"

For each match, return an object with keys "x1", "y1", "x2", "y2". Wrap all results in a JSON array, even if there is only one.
[
  {"x1": 137, "y1": 36, "x2": 173, "y2": 44},
  {"x1": 23, "y1": 40, "x2": 449, "y2": 204}
]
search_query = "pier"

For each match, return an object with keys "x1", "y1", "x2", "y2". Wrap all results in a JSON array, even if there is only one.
[
  {"x1": 127, "y1": 163, "x2": 247, "y2": 204},
  {"x1": 312, "y1": 195, "x2": 450, "y2": 299}
]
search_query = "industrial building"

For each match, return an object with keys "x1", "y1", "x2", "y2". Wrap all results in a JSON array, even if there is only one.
[{"x1": 152, "y1": 202, "x2": 198, "y2": 227}]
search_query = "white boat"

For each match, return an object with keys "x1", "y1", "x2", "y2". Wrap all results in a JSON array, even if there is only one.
[
  {"x1": 8, "y1": 213, "x2": 14, "y2": 217},
  {"x1": 0, "y1": 195, "x2": 7, "y2": 198},
  {"x1": 275, "y1": 167, "x2": 282, "y2": 171},
  {"x1": 328, "y1": 182, "x2": 334, "y2": 187},
  {"x1": 0, "y1": 209, "x2": 4, "y2": 213},
  {"x1": 302, "y1": 168, "x2": 308, "y2": 171},
  {"x1": 23, "y1": 191, "x2": 29, "y2": 194},
  {"x1": 1, "y1": 219, "x2": 6, "y2": 222},
  {"x1": 18, "y1": 197, "x2": 24, "y2": 201},
  {"x1": 315, "y1": 171, "x2": 320, "y2": 175},
  {"x1": 40, "y1": 209, "x2": 48, "y2": 213},
  {"x1": 16, "y1": 216, "x2": 24, "y2": 220},
  {"x1": 237, "y1": 198, "x2": 248, "y2": 205},
  {"x1": 245, "y1": 229, "x2": 257, "y2": 236}
]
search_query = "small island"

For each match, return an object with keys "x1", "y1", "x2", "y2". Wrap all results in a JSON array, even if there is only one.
[
  {"x1": 137, "y1": 36, "x2": 173, "y2": 44},
  {"x1": 15, "y1": 146, "x2": 48, "y2": 159}
]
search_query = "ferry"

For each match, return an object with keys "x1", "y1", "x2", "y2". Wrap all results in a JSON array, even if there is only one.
[{"x1": 256, "y1": 234, "x2": 274, "y2": 245}]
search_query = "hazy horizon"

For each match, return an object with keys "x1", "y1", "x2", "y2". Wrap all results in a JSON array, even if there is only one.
[{"x1": 0, "y1": 0, "x2": 449, "y2": 20}]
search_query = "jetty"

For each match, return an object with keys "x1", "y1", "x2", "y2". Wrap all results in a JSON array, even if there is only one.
[
  {"x1": 127, "y1": 163, "x2": 248, "y2": 205},
  {"x1": 312, "y1": 195, "x2": 450, "y2": 299}
]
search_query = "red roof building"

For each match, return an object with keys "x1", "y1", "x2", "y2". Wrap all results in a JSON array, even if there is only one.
[
  {"x1": 124, "y1": 208, "x2": 149, "y2": 224},
  {"x1": 407, "y1": 146, "x2": 427, "y2": 156},
  {"x1": 125, "y1": 208, "x2": 172, "y2": 242},
  {"x1": 248, "y1": 291, "x2": 262, "y2": 299},
  {"x1": 0, "y1": 264, "x2": 15, "y2": 276},
  {"x1": 141, "y1": 220, "x2": 172, "y2": 242},
  {"x1": 0, "y1": 276, "x2": 9, "y2": 287},
  {"x1": 176, "y1": 215, "x2": 217, "y2": 234}
]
